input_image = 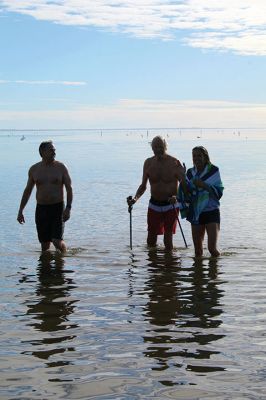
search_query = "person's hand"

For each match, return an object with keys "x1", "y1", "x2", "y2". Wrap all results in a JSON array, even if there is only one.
[
  {"x1": 168, "y1": 195, "x2": 177, "y2": 205},
  {"x1": 17, "y1": 211, "x2": 25, "y2": 224},
  {"x1": 127, "y1": 196, "x2": 136, "y2": 207},
  {"x1": 63, "y1": 207, "x2": 71, "y2": 222},
  {"x1": 193, "y1": 178, "x2": 206, "y2": 189}
]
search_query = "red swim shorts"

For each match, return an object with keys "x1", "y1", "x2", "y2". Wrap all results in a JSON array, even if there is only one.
[{"x1": 147, "y1": 200, "x2": 179, "y2": 235}]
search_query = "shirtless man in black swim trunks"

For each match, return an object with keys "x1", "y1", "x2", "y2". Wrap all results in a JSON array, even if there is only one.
[
  {"x1": 127, "y1": 136, "x2": 185, "y2": 251},
  {"x1": 17, "y1": 140, "x2": 73, "y2": 253}
]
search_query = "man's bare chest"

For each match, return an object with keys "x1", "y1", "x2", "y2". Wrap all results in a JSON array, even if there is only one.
[
  {"x1": 148, "y1": 163, "x2": 176, "y2": 183},
  {"x1": 33, "y1": 168, "x2": 63, "y2": 186}
]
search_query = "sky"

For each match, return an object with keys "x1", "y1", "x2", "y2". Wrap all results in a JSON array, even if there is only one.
[{"x1": 0, "y1": 0, "x2": 266, "y2": 129}]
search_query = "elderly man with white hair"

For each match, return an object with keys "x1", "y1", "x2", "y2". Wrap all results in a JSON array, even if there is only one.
[{"x1": 127, "y1": 135, "x2": 185, "y2": 251}]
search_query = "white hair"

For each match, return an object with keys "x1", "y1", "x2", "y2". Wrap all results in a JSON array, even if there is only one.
[{"x1": 151, "y1": 135, "x2": 167, "y2": 149}]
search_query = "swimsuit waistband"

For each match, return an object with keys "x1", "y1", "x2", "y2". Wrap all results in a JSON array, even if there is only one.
[
  {"x1": 36, "y1": 201, "x2": 64, "y2": 208},
  {"x1": 150, "y1": 197, "x2": 171, "y2": 206}
]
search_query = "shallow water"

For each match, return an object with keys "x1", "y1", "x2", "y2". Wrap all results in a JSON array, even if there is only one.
[{"x1": 0, "y1": 130, "x2": 266, "y2": 399}]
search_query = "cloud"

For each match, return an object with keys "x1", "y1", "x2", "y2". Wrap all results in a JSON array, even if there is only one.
[
  {"x1": 0, "y1": 98, "x2": 266, "y2": 129},
  {"x1": 1, "y1": 0, "x2": 266, "y2": 55},
  {"x1": 0, "y1": 79, "x2": 87, "y2": 86}
]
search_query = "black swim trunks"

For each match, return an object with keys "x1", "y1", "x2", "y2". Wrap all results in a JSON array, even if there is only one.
[{"x1": 35, "y1": 202, "x2": 64, "y2": 243}]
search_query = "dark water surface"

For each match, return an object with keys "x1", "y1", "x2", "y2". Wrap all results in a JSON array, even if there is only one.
[{"x1": 1, "y1": 131, "x2": 266, "y2": 399}]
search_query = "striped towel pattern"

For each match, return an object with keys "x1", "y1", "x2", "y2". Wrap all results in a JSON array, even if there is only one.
[{"x1": 178, "y1": 163, "x2": 224, "y2": 224}]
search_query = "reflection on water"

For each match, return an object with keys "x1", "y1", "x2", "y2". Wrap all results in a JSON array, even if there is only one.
[
  {"x1": 140, "y1": 251, "x2": 226, "y2": 378},
  {"x1": 23, "y1": 253, "x2": 78, "y2": 367},
  {"x1": 1, "y1": 246, "x2": 266, "y2": 398}
]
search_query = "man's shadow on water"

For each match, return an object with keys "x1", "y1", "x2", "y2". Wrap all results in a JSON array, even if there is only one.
[
  {"x1": 24, "y1": 252, "x2": 78, "y2": 367},
  {"x1": 131, "y1": 250, "x2": 226, "y2": 378}
]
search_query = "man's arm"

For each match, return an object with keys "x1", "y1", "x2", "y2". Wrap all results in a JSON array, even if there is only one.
[
  {"x1": 167, "y1": 159, "x2": 188, "y2": 204},
  {"x1": 62, "y1": 165, "x2": 73, "y2": 222},
  {"x1": 17, "y1": 169, "x2": 35, "y2": 224},
  {"x1": 177, "y1": 162, "x2": 189, "y2": 196},
  {"x1": 175, "y1": 159, "x2": 186, "y2": 182},
  {"x1": 127, "y1": 159, "x2": 149, "y2": 206}
]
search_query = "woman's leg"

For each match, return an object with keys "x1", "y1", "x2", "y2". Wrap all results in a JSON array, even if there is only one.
[
  {"x1": 191, "y1": 224, "x2": 205, "y2": 257},
  {"x1": 206, "y1": 223, "x2": 220, "y2": 256}
]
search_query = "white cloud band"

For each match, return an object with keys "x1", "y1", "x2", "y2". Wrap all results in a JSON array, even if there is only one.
[
  {"x1": 1, "y1": 99, "x2": 266, "y2": 129},
  {"x1": 0, "y1": 80, "x2": 87, "y2": 86},
  {"x1": 1, "y1": 0, "x2": 266, "y2": 55}
]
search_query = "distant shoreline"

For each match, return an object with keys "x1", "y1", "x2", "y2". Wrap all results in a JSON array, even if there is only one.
[{"x1": 1, "y1": 127, "x2": 266, "y2": 132}]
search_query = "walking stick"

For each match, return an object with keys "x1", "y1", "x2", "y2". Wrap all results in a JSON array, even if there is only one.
[
  {"x1": 173, "y1": 205, "x2": 188, "y2": 248},
  {"x1": 127, "y1": 196, "x2": 133, "y2": 250}
]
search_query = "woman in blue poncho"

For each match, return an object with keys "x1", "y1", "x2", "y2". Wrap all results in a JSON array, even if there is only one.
[{"x1": 178, "y1": 146, "x2": 224, "y2": 257}]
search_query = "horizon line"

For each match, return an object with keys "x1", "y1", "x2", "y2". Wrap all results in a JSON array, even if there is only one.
[{"x1": 1, "y1": 127, "x2": 266, "y2": 132}]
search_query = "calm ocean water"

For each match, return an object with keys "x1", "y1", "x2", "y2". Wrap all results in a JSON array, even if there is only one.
[{"x1": 0, "y1": 129, "x2": 266, "y2": 399}]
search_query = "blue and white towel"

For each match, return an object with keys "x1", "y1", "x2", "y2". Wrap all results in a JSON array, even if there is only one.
[{"x1": 177, "y1": 163, "x2": 224, "y2": 224}]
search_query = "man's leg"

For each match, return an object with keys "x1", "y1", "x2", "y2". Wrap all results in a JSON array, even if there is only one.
[
  {"x1": 36, "y1": 204, "x2": 51, "y2": 253},
  {"x1": 163, "y1": 231, "x2": 173, "y2": 251},
  {"x1": 191, "y1": 224, "x2": 205, "y2": 257},
  {"x1": 147, "y1": 232, "x2": 157, "y2": 247},
  {"x1": 163, "y1": 207, "x2": 178, "y2": 251},
  {"x1": 206, "y1": 223, "x2": 220, "y2": 257},
  {"x1": 52, "y1": 239, "x2": 67, "y2": 253},
  {"x1": 147, "y1": 206, "x2": 160, "y2": 248},
  {"x1": 41, "y1": 242, "x2": 51, "y2": 252},
  {"x1": 52, "y1": 203, "x2": 66, "y2": 253}
]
